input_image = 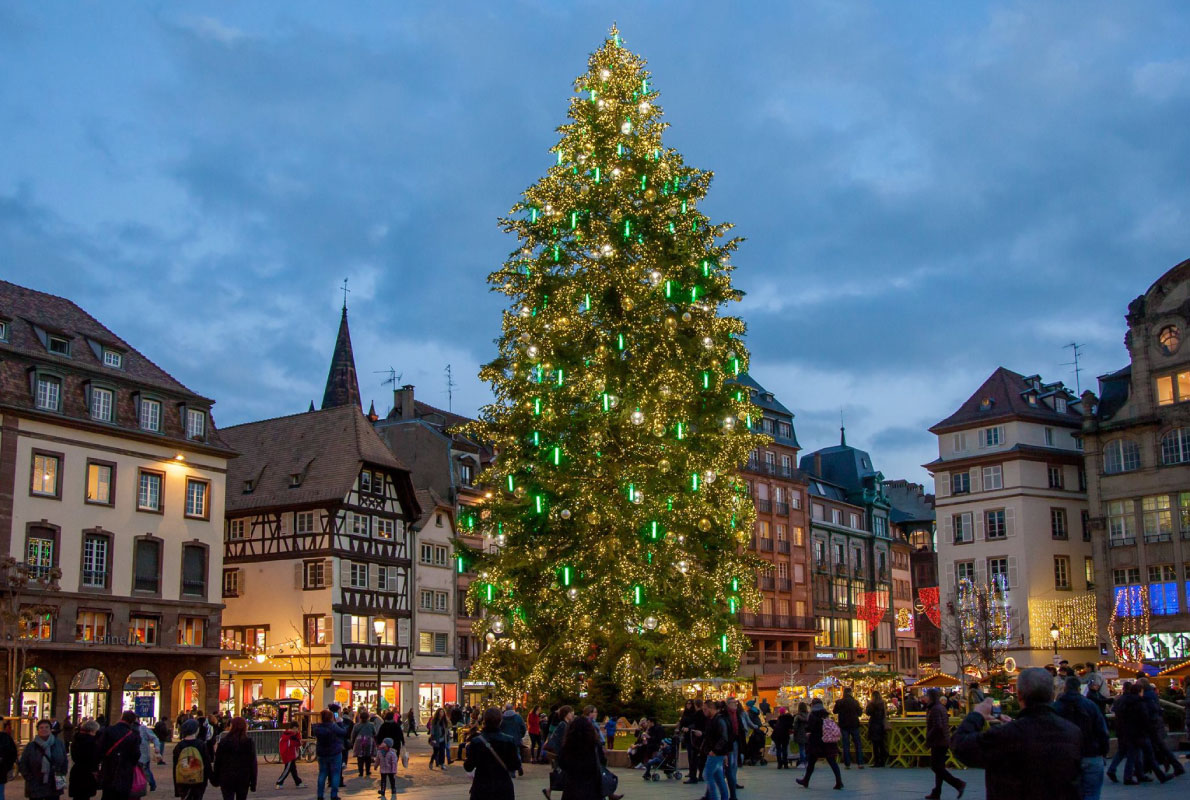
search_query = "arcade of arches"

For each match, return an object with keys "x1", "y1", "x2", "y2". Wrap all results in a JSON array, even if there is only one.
[{"x1": 9, "y1": 655, "x2": 217, "y2": 725}]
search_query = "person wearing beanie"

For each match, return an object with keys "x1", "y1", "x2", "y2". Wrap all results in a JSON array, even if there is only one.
[
  {"x1": 376, "y1": 738, "x2": 399, "y2": 799},
  {"x1": 172, "y1": 719, "x2": 210, "y2": 800}
]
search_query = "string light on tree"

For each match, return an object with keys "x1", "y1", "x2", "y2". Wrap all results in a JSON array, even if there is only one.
[{"x1": 457, "y1": 25, "x2": 763, "y2": 699}]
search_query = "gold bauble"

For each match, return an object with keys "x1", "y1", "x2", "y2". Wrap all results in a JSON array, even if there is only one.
[
  {"x1": 737, "y1": 411, "x2": 749, "y2": 421},
  {"x1": 587, "y1": 511, "x2": 600, "y2": 525},
  {"x1": 514, "y1": 486, "x2": 526, "y2": 499},
  {"x1": 664, "y1": 316, "x2": 677, "y2": 329},
  {"x1": 698, "y1": 518, "x2": 712, "y2": 532},
  {"x1": 710, "y1": 359, "x2": 720, "y2": 368},
  {"x1": 622, "y1": 297, "x2": 634, "y2": 312},
  {"x1": 681, "y1": 312, "x2": 692, "y2": 323},
  {"x1": 658, "y1": 459, "x2": 671, "y2": 473},
  {"x1": 596, "y1": 345, "x2": 607, "y2": 356},
  {"x1": 652, "y1": 424, "x2": 666, "y2": 437},
  {"x1": 644, "y1": 188, "x2": 657, "y2": 201}
]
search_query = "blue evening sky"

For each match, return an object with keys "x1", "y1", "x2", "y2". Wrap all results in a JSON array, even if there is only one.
[{"x1": 2, "y1": 2, "x2": 1187, "y2": 487}]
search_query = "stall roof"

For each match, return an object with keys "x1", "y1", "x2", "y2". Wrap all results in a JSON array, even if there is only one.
[{"x1": 910, "y1": 673, "x2": 961, "y2": 688}]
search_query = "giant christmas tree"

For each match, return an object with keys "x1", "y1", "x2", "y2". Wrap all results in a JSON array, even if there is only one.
[{"x1": 463, "y1": 27, "x2": 762, "y2": 699}]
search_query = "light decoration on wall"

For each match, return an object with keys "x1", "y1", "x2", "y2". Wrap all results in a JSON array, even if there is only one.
[
  {"x1": 916, "y1": 587, "x2": 941, "y2": 628},
  {"x1": 1109, "y1": 585, "x2": 1151, "y2": 663},
  {"x1": 895, "y1": 607, "x2": 915, "y2": 634},
  {"x1": 1028, "y1": 593, "x2": 1098, "y2": 649},
  {"x1": 856, "y1": 591, "x2": 887, "y2": 633}
]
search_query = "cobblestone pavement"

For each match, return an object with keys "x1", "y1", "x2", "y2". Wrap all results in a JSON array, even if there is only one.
[{"x1": 10, "y1": 738, "x2": 1190, "y2": 800}]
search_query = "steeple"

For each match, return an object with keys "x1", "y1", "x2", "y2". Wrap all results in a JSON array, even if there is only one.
[
  {"x1": 840, "y1": 425, "x2": 847, "y2": 447},
  {"x1": 321, "y1": 306, "x2": 362, "y2": 410}
]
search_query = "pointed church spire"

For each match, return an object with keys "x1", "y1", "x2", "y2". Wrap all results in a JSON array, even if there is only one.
[
  {"x1": 322, "y1": 306, "x2": 362, "y2": 410},
  {"x1": 308, "y1": 400, "x2": 315, "y2": 413},
  {"x1": 367, "y1": 400, "x2": 379, "y2": 422}
]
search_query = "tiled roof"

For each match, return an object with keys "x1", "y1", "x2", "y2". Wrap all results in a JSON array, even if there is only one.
[
  {"x1": 412, "y1": 488, "x2": 452, "y2": 531},
  {"x1": 885, "y1": 479, "x2": 935, "y2": 524},
  {"x1": 734, "y1": 372, "x2": 794, "y2": 417},
  {"x1": 1096, "y1": 366, "x2": 1131, "y2": 421},
  {"x1": 930, "y1": 367, "x2": 1082, "y2": 433},
  {"x1": 0, "y1": 279, "x2": 206, "y2": 400},
  {"x1": 222, "y1": 405, "x2": 413, "y2": 512}
]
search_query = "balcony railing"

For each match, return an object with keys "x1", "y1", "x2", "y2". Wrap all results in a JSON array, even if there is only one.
[
  {"x1": 1109, "y1": 536, "x2": 1136, "y2": 548},
  {"x1": 759, "y1": 575, "x2": 775, "y2": 590},
  {"x1": 749, "y1": 536, "x2": 758, "y2": 550},
  {"x1": 740, "y1": 614, "x2": 817, "y2": 631},
  {"x1": 814, "y1": 559, "x2": 829, "y2": 573},
  {"x1": 775, "y1": 502, "x2": 790, "y2": 516},
  {"x1": 835, "y1": 564, "x2": 847, "y2": 576},
  {"x1": 760, "y1": 538, "x2": 774, "y2": 552},
  {"x1": 777, "y1": 578, "x2": 791, "y2": 591},
  {"x1": 758, "y1": 499, "x2": 773, "y2": 513},
  {"x1": 1144, "y1": 532, "x2": 1172, "y2": 543},
  {"x1": 777, "y1": 541, "x2": 791, "y2": 554}
]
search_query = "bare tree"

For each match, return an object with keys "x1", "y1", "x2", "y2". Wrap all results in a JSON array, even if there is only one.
[
  {"x1": 943, "y1": 579, "x2": 1011, "y2": 679},
  {"x1": 0, "y1": 557, "x2": 61, "y2": 715},
  {"x1": 284, "y1": 609, "x2": 323, "y2": 710}
]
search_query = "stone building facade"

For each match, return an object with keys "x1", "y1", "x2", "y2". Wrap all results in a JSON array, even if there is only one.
[
  {"x1": 1083, "y1": 259, "x2": 1190, "y2": 666},
  {"x1": 0, "y1": 280, "x2": 232, "y2": 725}
]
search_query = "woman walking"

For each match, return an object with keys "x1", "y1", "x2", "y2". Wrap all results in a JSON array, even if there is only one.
[
  {"x1": 796, "y1": 699, "x2": 843, "y2": 790},
  {"x1": 20, "y1": 720, "x2": 67, "y2": 800},
  {"x1": 528, "y1": 707, "x2": 543, "y2": 763},
  {"x1": 211, "y1": 717, "x2": 257, "y2": 800},
  {"x1": 865, "y1": 691, "x2": 888, "y2": 768},
  {"x1": 792, "y1": 702, "x2": 810, "y2": 768},
  {"x1": 429, "y1": 708, "x2": 450, "y2": 769},
  {"x1": 404, "y1": 708, "x2": 419, "y2": 738},
  {"x1": 557, "y1": 715, "x2": 611, "y2": 800},
  {"x1": 276, "y1": 723, "x2": 303, "y2": 788},
  {"x1": 350, "y1": 714, "x2": 377, "y2": 777},
  {"x1": 68, "y1": 721, "x2": 101, "y2": 800},
  {"x1": 463, "y1": 708, "x2": 518, "y2": 800},
  {"x1": 771, "y1": 706, "x2": 794, "y2": 769}
]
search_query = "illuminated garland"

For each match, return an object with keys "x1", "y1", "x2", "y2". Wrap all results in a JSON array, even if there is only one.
[
  {"x1": 1027, "y1": 594, "x2": 1098, "y2": 649},
  {"x1": 857, "y1": 591, "x2": 886, "y2": 633},
  {"x1": 1108, "y1": 585, "x2": 1151, "y2": 663},
  {"x1": 916, "y1": 587, "x2": 941, "y2": 628}
]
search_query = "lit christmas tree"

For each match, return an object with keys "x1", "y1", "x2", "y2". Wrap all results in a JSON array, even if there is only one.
[{"x1": 463, "y1": 26, "x2": 762, "y2": 700}]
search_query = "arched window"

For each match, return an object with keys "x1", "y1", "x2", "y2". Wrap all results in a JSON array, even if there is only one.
[
  {"x1": 1104, "y1": 439, "x2": 1141, "y2": 474},
  {"x1": 1162, "y1": 428, "x2": 1190, "y2": 465}
]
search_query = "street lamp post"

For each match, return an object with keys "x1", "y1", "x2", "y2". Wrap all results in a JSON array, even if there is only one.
[
  {"x1": 373, "y1": 618, "x2": 386, "y2": 714},
  {"x1": 1049, "y1": 622, "x2": 1060, "y2": 659}
]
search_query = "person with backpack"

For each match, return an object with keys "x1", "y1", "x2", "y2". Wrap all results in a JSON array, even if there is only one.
[
  {"x1": 68, "y1": 721, "x2": 100, "y2": 800},
  {"x1": 1053, "y1": 676, "x2": 1109, "y2": 800},
  {"x1": 97, "y1": 712, "x2": 142, "y2": 800},
  {"x1": 463, "y1": 708, "x2": 518, "y2": 800},
  {"x1": 19, "y1": 719, "x2": 68, "y2": 800},
  {"x1": 350, "y1": 714, "x2": 377, "y2": 777},
  {"x1": 796, "y1": 698, "x2": 842, "y2": 790},
  {"x1": 172, "y1": 720, "x2": 210, "y2": 800},
  {"x1": 923, "y1": 688, "x2": 964, "y2": 799},
  {"x1": 211, "y1": 718, "x2": 257, "y2": 800},
  {"x1": 375, "y1": 739, "x2": 399, "y2": 800},
  {"x1": 542, "y1": 705, "x2": 575, "y2": 800},
  {"x1": 275, "y1": 723, "x2": 303, "y2": 789}
]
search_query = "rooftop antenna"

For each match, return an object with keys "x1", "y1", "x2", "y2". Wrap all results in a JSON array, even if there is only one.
[
  {"x1": 374, "y1": 367, "x2": 401, "y2": 388},
  {"x1": 445, "y1": 364, "x2": 457, "y2": 412},
  {"x1": 1063, "y1": 342, "x2": 1084, "y2": 394},
  {"x1": 340, "y1": 277, "x2": 351, "y2": 311}
]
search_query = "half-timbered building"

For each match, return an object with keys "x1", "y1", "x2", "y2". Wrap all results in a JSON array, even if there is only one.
[{"x1": 218, "y1": 307, "x2": 421, "y2": 712}]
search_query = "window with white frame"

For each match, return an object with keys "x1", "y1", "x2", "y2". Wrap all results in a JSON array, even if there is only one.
[
  {"x1": 344, "y1": 614, "x2": 370, "y2": 644},
  {"x1": 31, "y1": 453, "x2": 59, "y2": 497},
  {"x1": 1162, "y1": 428, "x2": 1190, "y2": 465},
  {"x1": 951, "y1": 472, "x2": 970, "y2": 494},
  {"x1": 85, "y1": 462, "x2": 112, "y2": 505},
  {"x1": 980, "y1": 426, "x2": 1004, "y2": 447},
  {"x1": 1048, "y1": 465, "x2": 1064, "y2": 489},
  {"x1": 988, "y1": 557, "x2": 1008, "y2": 587},
  {"x1": 350, "y1": 513, "x2": 370, "y2": 537},
  {"x1": 377, "y1": 565, "x2": 400, "y2": 592},
  {"x1": 26, "y1": 535, "x2": 54, "y2": 580},
  {"x1": 986, "y1": 509, "x2": 1006, "y2": 540},
  {"x1": 1054, "y1": 556, "x2": 1071, "y2": 590},
  {"x1": 20, "y1": 610, "x2": 52, "y2": 641},
  {"x1": 348, "y1": 562, "x2": 369, "y2": 588},
  {"x1": 186, "y1": 408, "x2": 206, "y2": 440},
  {"x1": 1051, "y1": 508, "x2": 1068, "y2": 539},
  {"x1": 103, "y1": 349, "x2": 122, "y2": 368},
  {"x1": 420, "y1": 543, "x2": 448, "y2": 567},
  {"x1": 982, "y1": 465, "x2": 1003, "y2": 490},
  {"x1": 90, "y1": 387, "x2": 113, "y2": 422},
  {"x1": 419, "y1": 589, "x2": 434, "y2": 611},
  {"x1": 1143, "y1": 495, "x2": 1173, "y2": 541},
  {"x1": 830, "y1": 509, "x2": 842, "y2": 525},
  {"x1": 302, "y1": 560, "x2": 328, "y2": 589},
  {"x1": 955, "y1": 561, "x2": 975, "y2": 585},
  {"x1": 435, "y1": 591, "x2": 449, "y2": 612},
  {"x1": 138, "y1": 398, "x2": 161, "y2": 432},
  {"x1": 129, "y1": 616, "x2": 157, "y2": 645},
  {"x1": 222, "y1": 569, "x2": 241, "y2": 597},
  {"x1": 81, "y1": 534, "x2": 108, "y2": 588},
  {"x1": 1104, "y1": 439, "x2": 1141, "y2": 474},
  {"x1": 185, "y1": 479, "x2": 208, "y2": 518},
  {"x1": 0, "y1": 320, "x2": 7, "y2": 341},
  {"x1": 75, "y1": 611, "x2": 108, "y2": 642},
  {"x1": 419, "y1": 631, "x2": 449, "y2": 655},
  {"x1": 952, "y1": 432, "x2": 968, "y2": 452},
  {"x1": 35, "y1": 376, "x2": 61, "y2": 411},
  {"x1": 1055, "y1": 397, "x2": 1067, "y2": 413},
  {"x1": 295, "y1": 511, "x2": 316, "y2": 534},
  {"x1": 137, "y1": 471, "x2": 162, "y2": 512},
  {"x1": 374, "y1": 618, "x2": 397, "y2": 646},
  {"x1": 1108, "y1": 500, "x2": 1136, "y2": 544},
  {"x1": 47, "y1": 335, "x2": 70, "y2": 356},
  {"x1": 952, "y1": 512, "x2": 973, "y2": 544},
  {"x1": 1156, "y1": 370, "x2": 1190, "y2": 406},
  {"x1": 228, "y1": 519, "x2": 246, "y2": 540},
  {"x1": 375, "y1": 518, "x2": 395, "y2": 539},
  {"x1": 1044, "y1": 427, "x2": 1054, "y2": 446}
]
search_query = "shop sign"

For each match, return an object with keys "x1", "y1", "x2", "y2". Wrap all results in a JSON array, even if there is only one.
[
  {"x1": 1120, "y1": 632, "x2": 1190, "y2": 662},
  {"x1": 815, "y1": 652, "x2": 841, "y2": 660},
  {"x1": 134, "y1": 696, "x2": 155, "y2": 718},
  {"x1": 462, "y1": 681, "x2": 494, "y2": 688}
]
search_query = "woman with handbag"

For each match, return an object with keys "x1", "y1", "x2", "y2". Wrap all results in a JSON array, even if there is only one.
[
  {"x1": 97, "y1": 712, "x2": 142, "y2": 800},
  {"x1": 428, "y1": 708, "x2": 450, "y2": 770},
  {"x1": 350, "y1": 714, "x2": 377, "y2": 777},
  {"x1": 211, "y1": 718, "x2": 257, "y2": 800},
  {"x1": 558, "y1": 715, "x2": 622, "y2": 800},
  {"x1": 463, "y1": 708, "x2": 518, "y2": 800},
  {"x1": 19, "y1": 720, "x2": 67, "y2": 800}
]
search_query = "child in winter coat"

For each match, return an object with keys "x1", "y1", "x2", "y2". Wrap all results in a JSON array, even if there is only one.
[
  {"x1": 276, "y1": 723, "x2": 303, "y2": 788},
  {"x1": 376, "y1": 738, "x2": 399, "y2": 799}
]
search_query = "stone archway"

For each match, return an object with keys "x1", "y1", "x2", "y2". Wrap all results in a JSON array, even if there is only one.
[
  {"x1": 17, "y1": 667, "x2": 54, "y2": 720},
  {"x1": 171, "y1": 671, "x2": 206, "y2": 718},
  {"x1": 122, "y1": 670, "x2": 162, "y2": 724},
  {"x1": 68, "y1": 668, "x2": 110, "y2": 724}
]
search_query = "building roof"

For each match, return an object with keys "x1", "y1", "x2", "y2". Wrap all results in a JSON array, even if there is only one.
[
  {"x1": 1095, "y1": 365, "x2": 1131, "y2": 422},
  {"x1": 885, "y1": 479, "x2": 935, "y2": 524},
  {"x1": 412, "y1": 488, "x2": 453, "y2": 531},
  {"x1": 930, "y1": 367, "x2": 1082, "y2": 433},
  {"x1": 321, "y1": 307, "x2": 361, "y2": 410},
  {"x1": 734, "y1": 372, "x2": 800, "y2": 448},
  {"x1": 0, "y1": 279, "x2": 208, "y2": 401},
  {"x1": 801, "y1": 430, "x2": 880, "y2": 489},
  {"x1": 221, "y1": 404, "x2": 416, "y2": 513}
]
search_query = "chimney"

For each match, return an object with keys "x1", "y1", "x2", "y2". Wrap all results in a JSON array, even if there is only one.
[
  {"x1": 814, "y1": 452, "x2": 822, "y2": 477},
  {"x1": 396, "y1": 385, "x2": 416, "y2": 421}
]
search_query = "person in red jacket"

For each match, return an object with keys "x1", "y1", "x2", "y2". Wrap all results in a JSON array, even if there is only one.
[
  {"x1": 527, "y1": 707, "x2": 543, "y2": 763},
  {"x1": 276, "y1": 723, "x2": 303, "y2": 788}
]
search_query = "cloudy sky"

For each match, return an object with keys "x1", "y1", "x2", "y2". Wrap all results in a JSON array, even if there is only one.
[{"x1": 2, "y1": 2, "x2": 1187, "y2": 487}]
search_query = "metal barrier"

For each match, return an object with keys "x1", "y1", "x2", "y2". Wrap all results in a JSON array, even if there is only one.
[{"x1": 247, "y1": 729, "x2": 284, "y2": 761}]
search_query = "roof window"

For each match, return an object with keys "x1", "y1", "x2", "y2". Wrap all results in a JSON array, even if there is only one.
[{"x1": 48, "y1": 335, "x2": 70, "y2": 356}]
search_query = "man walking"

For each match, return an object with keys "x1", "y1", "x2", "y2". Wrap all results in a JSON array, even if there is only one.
[
  {"x1": 1053, "y1": 676, "x2": 1109, "y2": 800},
  {"x1": 832, "y1": 687, "x2": 864, "y2": 769},
  {"x1": 951, "y1": 667, "x2": 1082, "y2": 800},
  {"x1": 924, "y1": 688, "x2": 965, "y2": 799}
]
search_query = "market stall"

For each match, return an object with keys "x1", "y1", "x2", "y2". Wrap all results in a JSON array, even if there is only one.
[{"x1": 827, "y1": 663, "x2": 905, "y2": 711}]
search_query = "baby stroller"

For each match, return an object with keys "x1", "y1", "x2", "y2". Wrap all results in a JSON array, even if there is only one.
[
  {"x1": 642, "y1": 737, "x2": 682, "y2": 781},
  {"x1": 741, "y1": 724, "x2": 769, "y2": 767}
]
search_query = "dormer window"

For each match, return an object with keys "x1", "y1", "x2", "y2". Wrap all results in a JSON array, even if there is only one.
[
  {"x1": 186, "y1": 408, "x2": 206, "y2": 441},
  {"x1": 0, "y1": 320, "x2": 8, "y2": 342},
  {"x1": 242, "y1": 480, "x2": 255, "y2": 494},
  {"x1": 979, "y1": 397, "x2": 993, "y2": 411},
  {"x1": 102, "y1": 349, "x2": 123, "y2": 368},
  {"x1": 289, "y1": 473, "x2": 302, "y2": 488},
  {"x1": 1027, "y1": 395, "x2": 1037, "y2": 405},
  {"x1": 34, "y1": 375, "x2": 61, "y2": 412},
  {"x1": 89, "y1": 387, "x2": 114, "y2": 422},
  {"x1": 47, "y1": 335, "x2": 70, "y2": 356},
  {"x1": 1055, "y1": 397, "x2": 1067, "y2": 414}
]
